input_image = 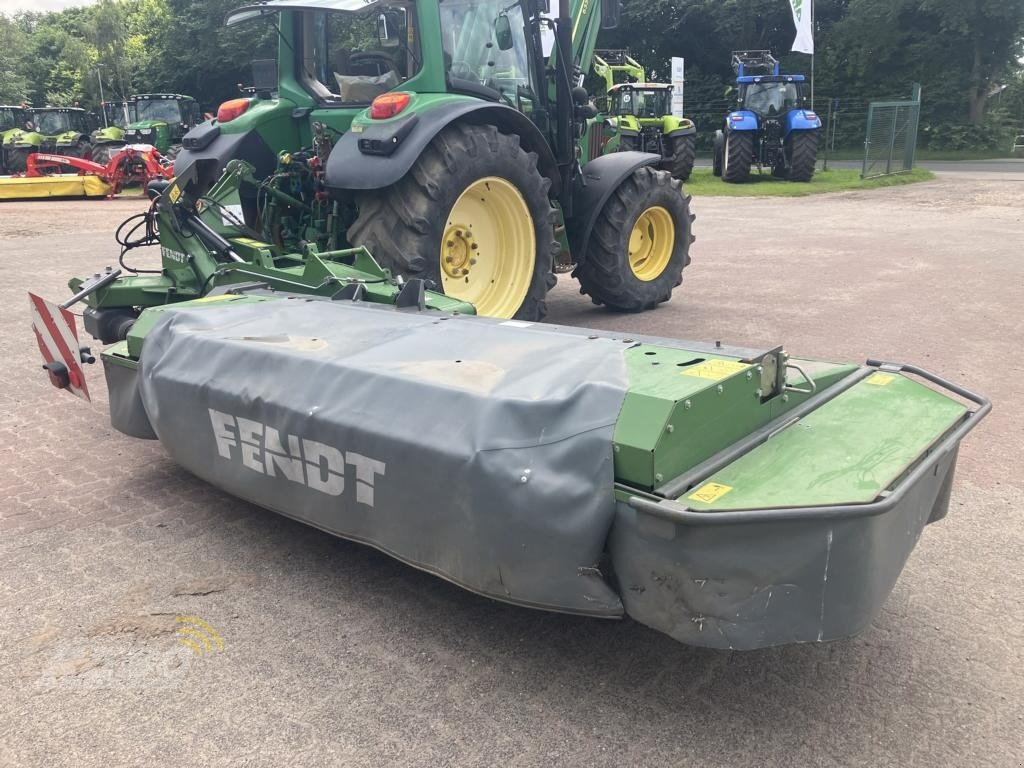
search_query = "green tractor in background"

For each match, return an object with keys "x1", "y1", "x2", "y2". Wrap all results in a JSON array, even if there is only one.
[
  {"x1": 90, "y1": 101, "x2": 130, "y2": 162},
  {"x1": 0, "y1": 105, "x2": 31, "y2": 173},
  {"x1": 588, "y1": 49, "x2": 696, "y2": 181},
  {"x1": 136, "y1": 0, "x2": 696, "y2": 322},
  {"x1": 3, "y1": 107, "x2": 96, "y2": 172},
  {"x1": 92, "y1": 94, "x2": 202, "y2": 164}
]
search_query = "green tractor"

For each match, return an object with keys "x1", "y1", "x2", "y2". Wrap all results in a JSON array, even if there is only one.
[
  {"x1": 0, "y1": 105, "x2": 31, "y2": 173},
  {"x1": 3, "y1": 107, "x2": 96, "y2": 172},
  {"x1": 136, "y1": 0, "x2": 695, "y2": 321},
  {"x1": 587, "y1": 50, "x2": 696, "y2": 181},
  {"x1": 90, "y1": 101, "x2": 130, "y2": 163},
  {"x1": 92, "y1": 94, "x2": 202, "y2": 164}
]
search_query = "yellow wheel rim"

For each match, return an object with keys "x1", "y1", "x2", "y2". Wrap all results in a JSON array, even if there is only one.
[
  {"x1": 627, "y1": 205, "x2": 675, "y2": 282},
  {"x1": 439, "y1": 176, "x2": 535, "y2": 318}
]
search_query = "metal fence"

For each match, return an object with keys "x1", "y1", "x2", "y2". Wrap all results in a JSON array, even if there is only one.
[{"x1": 862, "y1": 85, "x2": 921, "y2": 178}]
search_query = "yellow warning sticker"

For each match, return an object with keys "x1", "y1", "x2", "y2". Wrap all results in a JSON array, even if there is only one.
[
  {"x1": 680, "y1": 359, "x2": 750, "y2": 381},
  {"x1": 866, "y1": 373, "x2": 895, "y2": 386},
  {"x1": 190, "y1": 295, "x2": 239, "y2": 304},
  {"x1": 231, "y1": 237, "x2": 272, "y2": 248},
  {"x1": 688, "y1": 482, "x2": 733, "y2": 505},
  {"x1": 168, "y1": 183, "x2": 181, "y2": 204}
]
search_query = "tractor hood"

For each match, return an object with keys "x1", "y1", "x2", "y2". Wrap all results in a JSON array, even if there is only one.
[
  {"x1": 126, "y1": 120, "x2": 168, "y2": 131},
  {"x1": 4, "y1": 129, "x2": 41, "y2": 146}
]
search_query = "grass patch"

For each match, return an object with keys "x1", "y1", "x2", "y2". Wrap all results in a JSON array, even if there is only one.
[{"x1": 685, "y1": 167, "x2": 934, "y2": 197}]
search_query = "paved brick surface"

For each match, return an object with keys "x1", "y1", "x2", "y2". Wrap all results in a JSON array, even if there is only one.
[{"x1": 1, "y1": 178, "x2": 1021, "y2": 767}]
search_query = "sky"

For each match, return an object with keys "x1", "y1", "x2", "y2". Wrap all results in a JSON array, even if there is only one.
[{"x1": 0, "y1": 0, "x2": 97, "y2": 13}]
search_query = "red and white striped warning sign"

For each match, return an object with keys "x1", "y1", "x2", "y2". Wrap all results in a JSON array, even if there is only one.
[{"x1": 28, "y1": 292, "x2": 90, "y2": 401}]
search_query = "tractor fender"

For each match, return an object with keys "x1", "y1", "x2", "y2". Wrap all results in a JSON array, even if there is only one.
[
  {"x1": 783, "y1": 109, "x2": 822, "y2": 136},
  {"x1": 325, "y1": 101, "x2": 561, "y2": 197},
  {"x1": 55, "y1": 132, "x2": 89, "y2": 147},
  {"x1": 725, "y1": 110, "x2": 758, "y2": 131},
  {"x1": 174, "y1": 124, "x2": 278, "y2": 184},
  {"x1": 566, "y1": 151, "x2": 662, "y2": 262},
  {"x1": 665, "y1": 126, "x2": 696, "y2": 138}
]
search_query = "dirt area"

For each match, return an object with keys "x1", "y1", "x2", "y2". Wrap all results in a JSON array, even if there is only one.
[{"x1": 1, "y1": 173, "x2": 1021, "y2": 767}]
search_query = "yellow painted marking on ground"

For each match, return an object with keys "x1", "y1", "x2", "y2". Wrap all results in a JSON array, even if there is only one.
[
  {"x1": 680, "y1": 359, "x2": 750, "y2": 381},
  {"x1": 688, "y1": 482, "x2": 733, "y2": 505},
  {"x1": 866, "y1": 373, "x2": 895, "y2": 386}
]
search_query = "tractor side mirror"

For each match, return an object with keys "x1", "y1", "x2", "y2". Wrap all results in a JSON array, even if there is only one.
[
  {"x1": 377, "y1": 12, "x2": 401, "y2": 49},
  {"x1": 494, "y1": 14, "x2": 514, "y2": 51},
  {"x1": 252, "y1": 59, "x2": 277, "y2": 96},
  {"x1": 600, "y1": 0, "x2": 620, "y2": 29}
]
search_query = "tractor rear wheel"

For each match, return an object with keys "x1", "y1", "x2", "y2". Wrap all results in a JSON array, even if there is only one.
[
  {"x1": 574, "y1": 166, "x2": 693, "y2": 312},
  {"x1": 348, "y1": 123, "x2": 557, "y2": 321},
  {"x1": 722, "y1": 131, "x2": 753, "y2": 183},
  {"x1": 7, "y1": 148, "x2": 31, "y2": 174},
  {"x1": 786, "y1": 131, "x2": 817, "y2": 182},
  {"x1": 61, "y1": 139, "x2": 92, "y2": 161},
  {"x1": 665, "y1": 134, "x2": 696, "y2": 181},
  {"x1": 91, "y1": 143, "x2": 124, "y2": 166}
]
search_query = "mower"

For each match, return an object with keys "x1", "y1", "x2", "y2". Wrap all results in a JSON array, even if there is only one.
[
  {"x1": 0, "y1": 145, "x2": 172, "y2": 201},
  {"x1": 28, "y1": 0, "x2": 989, "y2": 651},
  {"x1": 93, "y1": 94, "x2": 202, "y2": 164},
  {"x1": 588, "y1": 50, "x2": 697, "y2": 180},
  {"x1": 3, "y1": 107, "x2": 97, "y2": 173},
  {"x1": 713, "y1": 51, "x2": 821, "y2": 183}
]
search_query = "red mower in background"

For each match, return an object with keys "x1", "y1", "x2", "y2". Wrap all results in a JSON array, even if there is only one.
[{"x1": 0, "y1": 144, "x2": 173, "y2": 200}]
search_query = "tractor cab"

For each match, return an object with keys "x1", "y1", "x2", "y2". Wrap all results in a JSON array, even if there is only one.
[
  {"x1": 0, "y1": 105, "x2": 30, "y2": 134},
  {"x1": 123, "y1": 94, "x2": 202, "y2": 154},
  {"x1": 31, "y1": 107, "x2": 93, "y2": 139},
  {"x1": 608, "y1": 83, "x2": 673, "y2": 120},
  {"x1": 737, "y1": 77, "x2": 809, "y2": 118},
  {"x1": 102, "y1": 101, "x2": 131, "y2": 129}
]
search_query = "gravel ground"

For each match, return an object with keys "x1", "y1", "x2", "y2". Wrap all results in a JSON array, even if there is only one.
[{"x1": 1, "y1": 173, "x2": 1021, "y2": 767}]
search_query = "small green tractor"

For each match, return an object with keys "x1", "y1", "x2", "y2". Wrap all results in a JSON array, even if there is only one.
[
  {"x1": 92, "y1": 94, "x2": 202, "y2": 163},
  {"x1": 90, "y1": 101, "x2": 130, "y2": 162},
  {"x1": 3, "y1": 107, "x2": 96, "y2": 172},
  {"x1": 0, "y1": 105, "x2": 31, "y2": 173},
  {"x1": 96, "y1": 0, "x2": 694, "y2": 323},
  {"x1": 587, "y1": 50, "x2": 696, "y2": 181}
]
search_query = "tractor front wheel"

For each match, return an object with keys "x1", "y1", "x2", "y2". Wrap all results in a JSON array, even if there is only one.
[
  {"x1": 786, "y1": 131, "x2": 818, "y2": 182},
  {"x1": 91, "y1": 143, "x2": 124, "y2": 166},
  {"x1": 722, "y1": 131, "x2": 753, "y2": 183},
  {"x1": 665, "y1": 134, "x2": 696, "y2": 181},
  {"x1": 712, "y1": 131, "x2": 724, "y2": 177},
  {"x1": 348, "y1": 123, "x2": 557, "y2": 321},
  {"x1": 6, "y1": 148, "x2": 31, "y2": 174},
  {"x1": 574, "y1": 166, "x2": 693, "y2": 312}
]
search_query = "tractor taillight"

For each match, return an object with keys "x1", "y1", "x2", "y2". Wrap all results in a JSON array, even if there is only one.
[
  {"x1": 217, "y1": 98, "x2": 251, "y2": 124},
  {"x1": 804, "y1": 111, "x2": 818, "y2": 120},
  {"x1": 369, "y1": 92, "x2": 412, "y2": 120},
  {"x1": 729, "y1": 115, "x2": 744, "y2": 121}
]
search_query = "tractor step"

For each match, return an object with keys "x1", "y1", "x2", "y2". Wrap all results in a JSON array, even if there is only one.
[{"x1": 81, "y1": 293, "x2": 987, "y2": 649}]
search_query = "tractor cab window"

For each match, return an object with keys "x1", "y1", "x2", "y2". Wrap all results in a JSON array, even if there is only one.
[
  {"x1": 135, "y1": 99, "x2": 184, "y2": 125},
  {"x1": 34, "y1": 112, "x2": 72, "y2": 134},
  {"x1": 439, "y1": 0, "x2": 534, "y2": 105},
  {"x1": 613, "y1": 89, "x2": 670, "y2": 119},
  {"x1": 741, "y1": 81, "x2": 807, "y2": 116},
  {"x1": 299, "y1": 2, "x2": 421, "y2": 104},
  {"x1": 0, "y1": 108, "x2": 22, "y2": 131},
  {"x1": 103, "y1": 103, "x2": 129, "y2": 128}
]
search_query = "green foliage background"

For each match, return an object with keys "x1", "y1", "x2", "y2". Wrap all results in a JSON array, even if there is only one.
[{"x1": 0, "y1": 0, "x2": 1021, "y2": 150}]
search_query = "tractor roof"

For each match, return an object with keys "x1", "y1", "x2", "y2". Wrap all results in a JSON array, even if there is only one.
[
  {"x1": 737, "y1": 75, "x2": 807, "y2": 83},
  {"x1": 29, "y1": 107, "x2": 87, "y2": 113},
  {"x1": 131, "y1": 93, "x2": 195, "y2": 101},
  {"x1": 608, "y1": 82, "x2": 673, "y2": 91},
  {"x1": 227, "y1": 0, "x2": 387, "y2": 25},
  {"x1": 0, "y1": 105, "x2": 28, "y2": 110}
]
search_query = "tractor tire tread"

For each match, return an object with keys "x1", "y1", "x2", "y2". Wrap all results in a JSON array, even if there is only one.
[
  {"x1": 722, "y1": 131, "x2": 753, "y2": 183},
  {"x1": 347, "y1": 122, "x2": 556, "y2": 321},
  {"x1": 787, "y1": 131, "x2": 817, "y2": 182},
  {"x1": 574, "y1": 166, "x2": 692, "y2": 312},
  {"x1": 664, "y1": 134, "x2": 696, "y2": 181}
]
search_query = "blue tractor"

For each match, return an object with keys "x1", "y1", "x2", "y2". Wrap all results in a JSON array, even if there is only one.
[{"x1": 713, "y1": 51, "x2": 821, "y2": 183}]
